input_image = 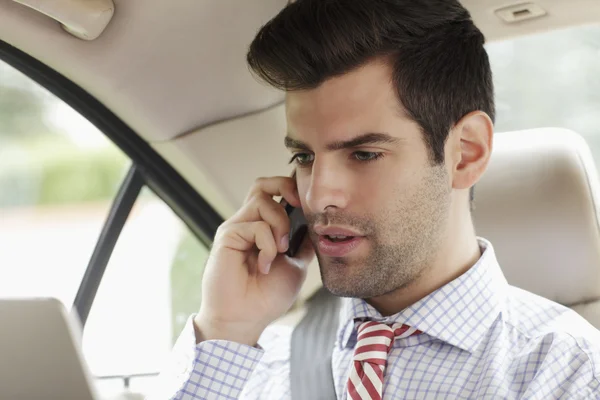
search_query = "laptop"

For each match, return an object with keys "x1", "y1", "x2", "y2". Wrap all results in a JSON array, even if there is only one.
[{"x1": 0, "y1": 298, "x2": 99, "y2": 400}]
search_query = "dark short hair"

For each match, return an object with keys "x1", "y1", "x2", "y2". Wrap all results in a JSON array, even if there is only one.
[{"x1": 248, "y1": 0, "x2": 494, "y2": 201}]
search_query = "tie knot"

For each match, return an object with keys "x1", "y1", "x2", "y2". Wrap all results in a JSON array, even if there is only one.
[{"x1": 352, "y1": 321, "x2": 421, "y2": 364}]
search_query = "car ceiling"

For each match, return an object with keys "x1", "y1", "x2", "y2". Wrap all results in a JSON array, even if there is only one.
[{"x1": 1, "y1": 0, "x2": 600, "y2": 216}]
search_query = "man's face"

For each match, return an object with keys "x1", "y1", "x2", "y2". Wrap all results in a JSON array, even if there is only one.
[{"x1": 285, "y1": 59, "x2": 453, "y2": 299}]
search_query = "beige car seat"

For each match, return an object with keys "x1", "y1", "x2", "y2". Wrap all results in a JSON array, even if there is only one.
[{"x1": 473, "y1": 128, "x2": 600, "y2": 328}]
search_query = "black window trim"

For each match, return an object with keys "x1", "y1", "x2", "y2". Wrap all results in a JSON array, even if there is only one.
[{"x1": 73, "y1": 165, "x2": 145, "y2": 327}]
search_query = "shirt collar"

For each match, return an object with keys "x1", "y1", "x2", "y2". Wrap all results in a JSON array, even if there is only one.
[{"x1": 337, "y1": 238, "x2": 508, "y2": 353}]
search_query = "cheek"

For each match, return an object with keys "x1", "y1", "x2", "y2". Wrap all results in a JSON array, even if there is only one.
[
  {"x1": 370, "y1": 169, "x2": 426, "y2": 215},
  {"x1": 352, "y1": 174, "x2": 400, "y2": 218},
  {"x1": 296, "y1": 175, "x2": 310, "y2": 209}
]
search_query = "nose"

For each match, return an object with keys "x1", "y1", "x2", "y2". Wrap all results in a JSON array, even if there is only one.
[{"x1": 304, "y1": 161, "x2": 349, "y2": 213}]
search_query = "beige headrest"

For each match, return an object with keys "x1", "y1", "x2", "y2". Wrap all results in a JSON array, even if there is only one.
[{"x1": 473, "y1": 128, "x2": 600, "y2": 308}]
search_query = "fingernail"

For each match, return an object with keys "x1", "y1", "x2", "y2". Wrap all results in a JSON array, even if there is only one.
[
  {"x1": 264, "y1": 263, "x2": 271, "y2": 274},
  {"x1": 281, "y1": 234, "x2": 289, "y2": 251}
]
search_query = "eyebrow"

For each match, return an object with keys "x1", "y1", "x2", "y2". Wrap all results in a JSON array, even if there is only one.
[{"x1": 284, "y1": 132, "x2": 400, "y2": 152}]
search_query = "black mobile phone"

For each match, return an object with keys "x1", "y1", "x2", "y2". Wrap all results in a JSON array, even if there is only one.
[
  {"x1": 280, "y1": 173, "x2": 308, "y2": 257},
  {"x1": 280, "y1": 198, "x2": 308, "y2": 257}
]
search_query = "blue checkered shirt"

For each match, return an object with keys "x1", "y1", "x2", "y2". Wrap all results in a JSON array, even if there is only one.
[{"x1": 151, "y1": 239, "x2": 600, "y2": 399}]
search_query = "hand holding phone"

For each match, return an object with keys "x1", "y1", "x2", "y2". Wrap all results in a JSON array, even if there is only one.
[{"x1": 194, "y1": 175, "x2": 314, "y2": 347}]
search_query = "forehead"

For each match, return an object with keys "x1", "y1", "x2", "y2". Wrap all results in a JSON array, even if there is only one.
[{"x1": 285, "y1": 60, "x2": 408, "y2": 138}]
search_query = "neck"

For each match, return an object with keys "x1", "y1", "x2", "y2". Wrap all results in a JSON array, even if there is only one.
[{"x1": 366, "y1": 212, "x2": 481, "y2": 317}]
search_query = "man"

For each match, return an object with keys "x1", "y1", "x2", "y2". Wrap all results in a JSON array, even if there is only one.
[{"x1": 153, "y1": 0, "x2": 600, "y2": 399}]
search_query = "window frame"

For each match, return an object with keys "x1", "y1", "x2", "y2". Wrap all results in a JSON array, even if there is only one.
[
  {"x1": 73, "y1": 165, "x2": 145, "y2": 327},
  {"x1": 0, "y1": 40, "x2": 222, "y2": 247}
]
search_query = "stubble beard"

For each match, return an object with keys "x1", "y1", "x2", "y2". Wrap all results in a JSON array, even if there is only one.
[{"x1": 312, "y1": 166, "x2": 451, "y2": 299}]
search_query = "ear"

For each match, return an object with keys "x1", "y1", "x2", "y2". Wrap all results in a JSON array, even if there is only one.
[{"x1": 448, "y1": 111, "x2": 494, "y2": 192}]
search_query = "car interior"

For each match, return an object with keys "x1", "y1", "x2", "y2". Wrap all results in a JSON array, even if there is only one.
[{"x1": 1, "y1": 0, "x2": 600, "y2": 399}]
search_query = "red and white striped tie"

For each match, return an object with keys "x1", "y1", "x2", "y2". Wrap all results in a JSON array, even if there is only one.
[{"x1": 346, "y1": 321, "x2": 421, "y2": 400}]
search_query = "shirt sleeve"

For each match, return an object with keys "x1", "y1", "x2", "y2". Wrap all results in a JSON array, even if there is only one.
[{"x1": 148, "y1": 316, "x2": 264, "y2": 400}]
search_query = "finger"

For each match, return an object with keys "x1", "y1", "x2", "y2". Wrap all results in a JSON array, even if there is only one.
[
  {"x1": 230, "y1": 196, "x2": 291, "y2": 253},
  {"x1": 255, "y1": 224, "x2": 278, "y2": 274},
  {"x1": 245, "y1": 251, "x2": 259, "y2": 276},
  {"x1": 222, "y1": 221, "x2": 278, "y2": 274},
  {"x1": 245, "y1": 176, "x2": 301, "y2": 207}
]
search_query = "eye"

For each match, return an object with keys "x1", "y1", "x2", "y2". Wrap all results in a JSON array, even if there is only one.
[
  {"x1": 289, "y1": 153, "x2": 314, "y2": 166},
  {"x1": 353, "y1": 151, "x2": 384, "y2": 162}
]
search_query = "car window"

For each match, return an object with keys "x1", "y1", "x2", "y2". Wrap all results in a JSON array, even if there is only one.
[
  {"x1": 0, "y1": 61, "x2": 129, "y2": 306},
  {"x1": 0, "y1": 59, "x2": 211, "y2": 398},
  {"x1": 83, "y1": 187, "x2": 209, "y2": 396},
  {"x1": 487, "y1": 24, "x2": 600, "y2": 165}
]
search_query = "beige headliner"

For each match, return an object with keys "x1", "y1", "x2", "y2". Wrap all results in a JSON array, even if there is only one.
[{"x1": 1, "y1": 0, "x2": 600, "y2": 216}]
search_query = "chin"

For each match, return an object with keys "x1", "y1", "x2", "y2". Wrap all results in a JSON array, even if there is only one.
[
  {"x1": 318, "y1": 261, "x2": 351, "y2": 296},
  {"x1": 320, "y1": 268, "x2": 380, "y2": 299},
  {"x1": 323, "y1": 281, "x2": 387, "y2": 299},
  {"x1": 320, "y1": 261, "x2": 409, "y2": 300},
  {"x1": 322, "y1": 282, "x2": 359, "y2": 298}
]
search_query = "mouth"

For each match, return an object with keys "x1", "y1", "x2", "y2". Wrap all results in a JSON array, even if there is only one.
[
  {"x1": 317, "y1": 234, "x2": 364, "y2": 257},
  {"x1": 313, "y1": 225, "x2": 366, "y2": 257},
  {"x1": 324, "y1": 234, "x2": 355, "y2": 243}
]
